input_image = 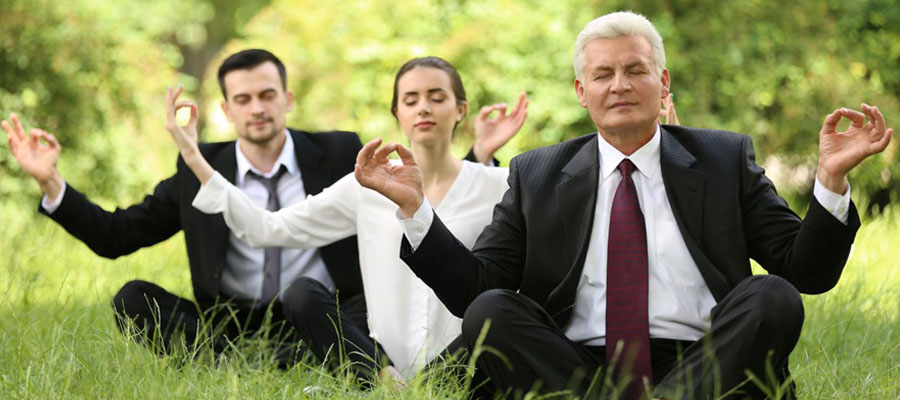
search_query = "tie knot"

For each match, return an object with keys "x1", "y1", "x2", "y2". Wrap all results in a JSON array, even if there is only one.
[
  {"x1": 248, "y1": 165, "x2": 288, "y2": 192},
  {"x1": 617, "y1": 159, "x2": 636, "y2": 177}
]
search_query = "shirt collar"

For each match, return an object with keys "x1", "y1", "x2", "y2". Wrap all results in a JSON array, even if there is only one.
[
  {"x1": 235, "y1": 129, "x2": 299, "y2": 186},
  {"x1": 597, "y1": 124, "x2": 661, "y2": 180}
]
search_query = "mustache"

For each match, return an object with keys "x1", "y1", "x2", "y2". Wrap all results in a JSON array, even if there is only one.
[{"x1": 247, "y1": 118, "x2": 274, "y2": 127}]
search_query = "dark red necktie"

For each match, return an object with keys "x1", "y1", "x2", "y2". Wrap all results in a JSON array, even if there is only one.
[{"x1": 606, "y1": 159, "x2": 652, "y2": 398}]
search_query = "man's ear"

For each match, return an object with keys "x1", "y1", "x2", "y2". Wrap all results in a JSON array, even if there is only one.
[
  {"x1": 574, "y1": 79, "x2": 588, "y2": 108},
  {"x1": 660, "y1": 69, "x2": 671, "y2": 98},
  {"x1": 285, "y1": 90, "x2": 295, "y2": 113},
  {"x1": 220, "y1": 101, "x2": 234, "y2": 123}
]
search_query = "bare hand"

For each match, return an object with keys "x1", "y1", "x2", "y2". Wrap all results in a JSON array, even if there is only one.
[
  {"x1": 354, "y1": 138, "x2": 424, "y2": 218},
  {"x1": 817, "y1": 103, "x2": 893, "y2": 194},
  {"x1": 473, "y1": 92, "x2": 529, "y2": 164},
  {"x1": 659, "y1": 93, "x2": 679, "y2": 126},
  {"x1": 659, "y1": 92, "x2": 681, "y2": 125},
  {"x1": 2, "y1": 113, "x2": 61, "y2": 184},
  {"x1": 164, "y1": 85, "x2": 200, "y2": 157}
]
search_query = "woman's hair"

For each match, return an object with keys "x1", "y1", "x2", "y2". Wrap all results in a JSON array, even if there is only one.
[{"x1": 390, "y1": 56, "x2": 467, "y2": 128}]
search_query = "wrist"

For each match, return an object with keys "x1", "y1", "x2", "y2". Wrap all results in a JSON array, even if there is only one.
[
  {"x1": 816, "y1": 168, "x2": 849, "y2": 195},
  {"x1": 38, "y1": 170, "x2": 64, "y2": 200},
  {"x1": 398, "y1": 197, "x2": 423, "y2": 219},
  {"x1": 473, "y1": 142, "x2": 492, "y2": 165}
]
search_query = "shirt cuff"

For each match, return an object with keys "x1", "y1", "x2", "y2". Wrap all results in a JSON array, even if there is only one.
[
  {"x1": 397, "y1": 198, "x2": 434, "y2": 251},
  {"x1": 813, "y1": 177, "x2": 851, "y2": 225},
  {"x1": 40, "y1": 180, "x2": 67, "y2": 214},
  {"x1": 191, "y1": 171, "x2": 229, "y2": 213}
]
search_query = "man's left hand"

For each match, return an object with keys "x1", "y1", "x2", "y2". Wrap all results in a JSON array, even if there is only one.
[{"x1": 817, "y1": 103, "x2": 893, "y2": 194}]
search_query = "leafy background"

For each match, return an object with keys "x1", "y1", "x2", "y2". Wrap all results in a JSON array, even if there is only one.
[{"x1": 2, "y1": 0, "x2": 898, "y2": 211}]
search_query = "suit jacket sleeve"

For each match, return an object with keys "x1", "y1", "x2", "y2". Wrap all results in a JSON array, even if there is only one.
[
  {"x1": 739, "y1": 135, "x2": 860, "y2": 293},
  {"x1": 401, "y1": 157, "x2": 525, "y2": 317},
  {"x1": 39, "y1": 162, "x2": 183, "y2": 259}
]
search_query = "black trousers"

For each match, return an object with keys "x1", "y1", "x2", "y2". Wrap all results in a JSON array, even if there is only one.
[
  {"x1": 462, "y1": 275, "x2": 804, "y2": 399},
  {"x1": 111, "y1": 278, "x2": 368, "y2": 369},
  {"x1": 280, "y1": 277, "x2": 384, "y2": 378}
]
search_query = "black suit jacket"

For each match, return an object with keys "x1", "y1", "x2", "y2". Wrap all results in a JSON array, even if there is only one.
[
  {"x1": 41, "y1": 129, "x2": 364, "y2": 309},
  {"x1": 402, "y1": 125, "x2": 860, "y2": 326}
]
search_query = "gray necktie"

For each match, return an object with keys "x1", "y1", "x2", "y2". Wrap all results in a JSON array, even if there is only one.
[{"x1": 248, "y1": 165, "x2": 288, "y2": 304}]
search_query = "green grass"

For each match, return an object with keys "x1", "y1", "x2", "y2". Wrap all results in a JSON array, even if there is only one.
[{"x1": 2, "y1": 199, "x2": 900, "y2": 399}]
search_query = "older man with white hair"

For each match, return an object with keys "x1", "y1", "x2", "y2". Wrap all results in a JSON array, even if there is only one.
[{"x1": 354, "y1": 10, "x2": 892, "y2": 399}]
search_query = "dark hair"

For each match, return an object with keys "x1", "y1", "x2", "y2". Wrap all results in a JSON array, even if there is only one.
[
  {"x1": 391, "y1": 56, "x2": 467, "y2": 125},
  {"x1": 217, "y1": 49, "x2": 287, "y2": 99}
]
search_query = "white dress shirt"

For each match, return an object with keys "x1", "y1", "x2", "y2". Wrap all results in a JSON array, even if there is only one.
[
  {"x1": 42, "y1": 131, "x2": 335, "y2": 302},
  {"x1": 224, "y1": 133, "x2": 333, "y2": 300},
  {"x1": 402, "y1": 126, "x2": 851, "y2": 347},
  {"x1": 192, "y1": 160, "x2": 509, "y2": 377}
]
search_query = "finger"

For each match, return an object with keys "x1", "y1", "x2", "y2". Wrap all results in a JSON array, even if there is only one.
[
  {"x1": 11, "y1": 113, "x2": 26, "y2": 141},
  {"x1": 1, "y1": 120, "x2": 14, "y2": 142},
  {"x1": 496, "y1": 103, "x2": 508, "y2": 118},
  {"x1": 510, "y1": 92, "x2": 527, "y2": 116},
  {"x1": 43, "y1": 132, "x2": 61, "y2": 150},
  {"x1": 873, "y1": 127, "x2": 892, "y2": 152},
  {"x1": 514, "y1": 98, "x2": 530, "y2": 124},
  {"x1": 373, "y1": 142, "x2": 398, "y2": 163},
  {"x1": 839, "y1": 107, "x2": 866, "y2": 128},
  {"x1": 356, "y1": 137, "x2": 383, "y2": 167},
  {"x1": 165, "y1": 86, "x2": 176, "y2": 126},
  {"x1": 821, "y1": 109, "x2": 842, "y2": 133},
  {"x1": 477, "y1": 105, "x2": 497, "y2": 121},
  {"x1": 870, "y1": 105, "x2": 887, "y2": 135},
  {"x1": 395, "y1": 143, "x2": 418, "y2": 166},
  {"x1": 30, "y1": 128, "x2": 41, "y2": 146},
  {"x1": 172, "y1": 84, "x2": 184, "y2": 102}
]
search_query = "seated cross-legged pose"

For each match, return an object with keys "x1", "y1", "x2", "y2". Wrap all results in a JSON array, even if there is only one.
[
  {"x1": 355, "y1": 11, "x2": 892, "y2": 399},
  {"x1": 1, "y1": 49, "x2": 497, "y2": 368},
  {"x1": 2, "y1": 49, "x2": 369, "y2": 366},
  {"x1": 163, "y1": 56, "x2": 529, "y2": 378}
]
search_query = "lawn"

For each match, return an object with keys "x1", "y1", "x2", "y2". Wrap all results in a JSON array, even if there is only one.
[{"x1": 1, "y1": 199, "x2": 898, "y2": 399}]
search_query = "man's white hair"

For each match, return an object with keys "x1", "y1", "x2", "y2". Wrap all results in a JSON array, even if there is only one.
[{"x1": 573, "y1": 11, "x2": 666, "y2": 81}]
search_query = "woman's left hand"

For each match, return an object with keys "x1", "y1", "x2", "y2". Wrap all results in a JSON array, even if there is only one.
[{"x1": 473, "y1": 92, "x2": 529, "y2": 165}]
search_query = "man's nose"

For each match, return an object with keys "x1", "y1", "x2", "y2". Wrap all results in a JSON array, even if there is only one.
[
  {"x1": 250, "y1": 98, "x2": 265, "y2": 114},
  {"x1": 611, "y1": 72, "x2": 631, "y2": 93}
]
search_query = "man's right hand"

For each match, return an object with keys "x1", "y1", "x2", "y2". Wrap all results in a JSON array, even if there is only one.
[
  {"x1": 354, "y1": 138, "x2": 424, "y2": 218},
  {"x1": 164, "y1": 84, "x2": 215, "y2": 183},
  {"x1": 2, "y1": 113, "x2": 65, "y2": 199}
]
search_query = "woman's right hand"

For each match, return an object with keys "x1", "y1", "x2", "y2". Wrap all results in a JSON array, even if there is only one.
[
  {"x1": 354, "y1": 137, "x2": 424, "y2": 218},
  {"x1": 164, "y1": 85, "x2": 214, "y2": 183}
]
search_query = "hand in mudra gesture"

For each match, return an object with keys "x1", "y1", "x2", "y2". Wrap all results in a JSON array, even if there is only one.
[
  {"x1": 473, "y1": 92, "x2": 529, "y2": 164},
  {"x1": 164, "y1": 85, "x2": 200, "y2": 157},
  {"x1": 354, "y1": 138, "x2": 424, "y2": 218},
  {"x1": 2, "y1": 113, "x2": 60, "y2": 184},
  {"x1": 817, "y1": 103, "x2": 893, "y2": 194}
]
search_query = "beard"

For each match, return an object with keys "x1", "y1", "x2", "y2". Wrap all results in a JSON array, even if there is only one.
[{"x1": 240, "y1": 119, "x2": 284, "y2": 146}]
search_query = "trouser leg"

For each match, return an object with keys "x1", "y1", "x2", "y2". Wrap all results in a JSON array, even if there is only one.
[
  {"x1": 461, "y1": 289, "x2": 606, "y2": 398},
  {"x1": 281, "y1": 277, "x2": 381, "y2": 376},
  {"x1": 111, "y1": 280, "x2": 202, "y2": 354},
  {"x1": 656, "y1": 275, "x2": 804, "y2": 399}
]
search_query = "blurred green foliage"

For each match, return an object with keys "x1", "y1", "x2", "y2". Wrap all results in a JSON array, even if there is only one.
[{"x1": 2, "y1": 0, "x2": 898, "y2": 211}]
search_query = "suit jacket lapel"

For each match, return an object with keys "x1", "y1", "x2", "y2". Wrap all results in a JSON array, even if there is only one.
[
  {"x1": 290, "y1": 130, "x2": 327, "y2": 195},
  {"x1": 659, "y1": 128, "x2": 729, "y2": 301},
  {"x1": 545, "y1": 135, "x2": 600, "y2": 323}
]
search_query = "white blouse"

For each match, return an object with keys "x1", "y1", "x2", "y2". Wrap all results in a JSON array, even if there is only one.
[{"x1": 192, "y1": 160, "x2": 509, "y2": 376}]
